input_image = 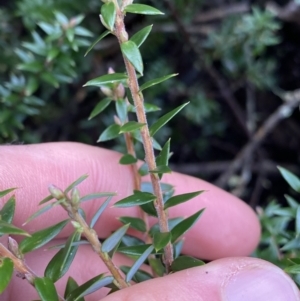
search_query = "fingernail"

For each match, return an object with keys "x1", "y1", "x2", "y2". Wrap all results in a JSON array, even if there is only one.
[{"x1": 224, "y1": 265, "x2": 300, "y2": 301}]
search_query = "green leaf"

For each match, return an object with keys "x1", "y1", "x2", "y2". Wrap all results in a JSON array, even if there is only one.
[
  {"x1": 285, "y1": 264, "x2": 300, "y2": 274},
  {"x1": 88, "y1": 98, "x2": 112, "y2": 120},
  {"x1": 121, "y1": 41, "x2": 143, "y2": 75},
  {"x1": 119, "y1": 216, "x2": 146, "y2": 232},
  {"x1": 171, "y1": 256, "x2": 205, "y2": 272},
  {"x1": 140, "y1": 74, "x2": 178, "y2": 92},
  {"x1": 132, "y1": 131, "x2": 162, "y2": 150},
  {"x1": 149, "y1": 165, "x2": 172, "y2": 174},
  {"x1": 19, "y1": 220, "x2": 69, "y2": 253},
  {"x1": 84, "y1": 73, "x2": 128, "y2": 87},
  {"x1": 153, "y1": 232, "x2": 171, "y2": 251},
  {"x1": 85, "y1": 30, "x2": 110, "y2": 56},
  {"x1": 130, "y1": 25, "x2": 153, "y2": 47},
  {"x1": 138, "y1": 163, "x2": 149, "y2": 176},
  {"x1": 119, "y1": 121, "x2": 145, "y2": 133},
  {"x1": 39, "y1": 195, "x2": 54, "y2": 205},
  {"x1": 64, "y1": 277, "x2": 84, "y2": 301},
  {"x1": 149, "y1": 258, "x2": 165, "y2": 276},
  {"x1": 101, "y1": 2, "x2": 116, "y2": 31},
  {"x1": 129, "y1": 102, "x2": 161, "y2": 113},
  {"x1": 119, "y1": 154, "x2": 138, "y2": 165},
  {"x1": 64, "y1": 175, "x2": 88, "y2": 194},
  {"x1": 0, "y1": 196, "x2": 15, "y2": 223},
  {"x1": 102, "y1": 224, "x2": 130, "y2": 253},
  {"x1": 115, "y1": 99, "x2": 128, "y2": 124},
  {"x1": 114, "y1": 191, "x2": 156, "y2": 208},
  {"x1": 0, "y1": 220, "x2": 30, "y2": 237},
  {"x1": 90, "y1": 196, "x2": 113, "y2": 228},
  {"x1": 296, "y1": 206, "x2": 300, "y2": 234},
  {"x1": 66, "y1": 274, "x2": 113, "y2": 301},
  {"x1": 45, "y1": 231, "x2": 81, "y2": 282},
  {"x1": 156, "y1": 139, "x2": 170, "y2": 167},
  {"x1": 120, "y1": 266, "x2": 152, "y2": 283},
  {"x1": 173, "y1": 240, "x2": 184, "y2": 258},
  {"x1": 80, "y1": 192, "x2": 116, "y2": 203},
  {"x1": 98, "y1": 124, "x2": 121, "y2": 142},
  {"x1": 0, "y1": 258, "x2": 13, "y2": 294},
  {"x1": 164, "y1": 191, "x2": 204, "y2": 210},
  {"x1": 278, "y1": 167, "x2": 300, "y2": 193},
  {"x1": 118, "y1": 244, "x2": 154, "y2": 257},
  {"x1": 149, "y1": 217, "x2": 184, "y2": 237},
  {"x1": 124, "y1": 4, "x2": 164, "y2": 15},
  {"x1": 150, "y1": 102, "x2": 189, "y2": 136},
  {"x1": 126, "y1": 245, "x2": 154, "y2": 282},
  {"x1": 171, "y1": 209, "x2": 205, "y2": 242},
  {"x1": 24, "y1": 201, "x2": 64, "y2": 225},
  {"x1": 34, "y1": 277, "x2": 59, "y2": 301},
  {"x1": 0, "y1": 188, "x2": 16, "y2": 198},
  {"x1": 121, "y1": 235, "x2": 144, "y2": 247}
]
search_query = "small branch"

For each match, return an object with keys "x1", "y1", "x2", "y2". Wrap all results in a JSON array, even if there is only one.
[
  {"x1": 215, "y1": 90, "x2": 300, "y2": 188},
  {"x1": 70, "y1": 210, "x2": 129, "y2": 289},
  {"x1": 114, "y1": 8, "x2": 173, "y2": 271},
  {"x1": 0, "y1": 243, "x2": 66, "y2": 301}
]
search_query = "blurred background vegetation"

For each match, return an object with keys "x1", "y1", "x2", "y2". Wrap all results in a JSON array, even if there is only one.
[{"x1": 1, "y1": 0, "x2": 300, "y2": 210}]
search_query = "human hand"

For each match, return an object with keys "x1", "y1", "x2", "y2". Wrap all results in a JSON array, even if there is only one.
[{"x1": 0, "y1": 142, "x2": 299, "y2": 301}]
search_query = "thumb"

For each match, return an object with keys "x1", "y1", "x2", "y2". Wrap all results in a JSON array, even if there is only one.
[{"x1": 101, "y1": 257, "x2": 300, "y2": 301}]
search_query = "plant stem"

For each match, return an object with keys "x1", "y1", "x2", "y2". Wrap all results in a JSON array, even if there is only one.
[
  {"x1": 70, "y1": 210, "x2": 129, "y2": 289},
  {"x1": 114, "y1": 8, "x2": 174, "y2": 272}
]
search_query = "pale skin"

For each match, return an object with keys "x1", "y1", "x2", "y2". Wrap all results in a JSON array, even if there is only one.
[{"x1": 0, "y1": 142, "x2": 299, "y2": 301}]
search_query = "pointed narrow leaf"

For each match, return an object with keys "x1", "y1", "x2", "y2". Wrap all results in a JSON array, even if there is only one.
[
  {"x1": 124, "y1": 4, "x2": 164, "y2": 15},
  {"x1": 90, "y1": 196, "x2": 113, "y2": 228},
  {"x1": 153, "y1": 232, "x2": 171, "y2": 251},
  {"x1": 64, "y1": 277, "x2": 84, "y2": 301},
  {"x1": 114, "y1": 191, "x2": 156, "y2": 208},
  {"x1": 19, "y1": 220, "x2": 69, "y2": 253},
  {"x1": 164, "y1": 191, "x2": 204, "y2": 210},
  {"x1": 121, "y1": 41, "x2": 143, "y2": 75},
  {"x1": 101, "y1": 2, "x2": 116, "y2": 31},
  {"x1": 119, "y1": 154, "x2": 138, "y2": 165},
  {"x1": 84, "y1": 73, "x2": 128, "y2": 87},
  {"x1": 171, "y1": 209, "x2": 205, "y2": 242},
  {"x1": 138, "y1": 162, "x2": 149, "y2": 176},
  {"x1": 140, "y1": 202, "x2": 157, "y2": 217},
  {"x1": 118, "y1": 244, "x2": 153, "y2": 256},
  {"x1": 80, "y1": 192, "x2": 116, "y2": 203},
  {"x1": 98, "y1": 124, "x2": 121, "y2": 142},
  {"x1": 132, "y1": 130, "x2": 162, "y2": 150},
  {"x1": 150, "y1": 102, "x2": 189, "y2": 136},
  {"x1": 88, "y1": 98, "x2": 112, "y2": 120},
  {"x1": 126, "y1": 245, "x2": 154, "y2": 282},
  {"x1": 116, "y1": 99, "x2": 128, "y2": 123},
  {"x1": 0, "y1": 188, "x2": 16, "y2": 198},
  {"x1": 0, "y1": 196, "x2": 15, "y2": 223},
  {"x1": 140, "y1": 74, "x2": 178, "y2": 92},
  {"x1": 285, "y1": 265, "x2": 300, "y2": 274},
  {"x1": 45, "y1": 231, "x2": 81, "y2": 282},
  {"x1": 119, "y1": 121, "x2": 145, "y2": 133},
  {"x1": 130, "y1": 25, "x2": 153, "y2": 47},
  {"x1": 156, "y1": 139, "x2": 170, "y2": 179},
  {"x1": 0, "y1": 220, "x2": 30, "y2": 237},
  {"x1": 102, "y1": 224, "x2": 130, "y2": 253},
  {"x1": 149, "y1": 217, "x2": 184, "y2": 236},
  {"x1": 171, "y1": 256, "x2": 205, "y2": 272},
  {"x1": 120, "y1": 266, "x2": 152, "y2": 283},
  {"x1": 66, "y1": 274, "x2": 113, "y2": 301},
  {"x1": 0, "y1": 258, "x2": 13, "y2": 294},
  {"x1": 149, "y1": 257, "x2": 165, "y2": 276},
  {"x1": 173, "y1": 240, "x2": 184, "y2": 258},
  {"x1": 278, "y1": 167, "x2": 300, "y2": 193},
  {"x1": 34, "y1": 277, "x2": 59, "y2": 301},
  {"x1": 121, "y1": 234, "x2": 144, "y2": 247},
  {"x1": 85, "y1": 30, "x2": 110, "y2": 56},
  {"x1": 64, "y1": 175, "x2": 88, "y2": 194},
  {"x1": 39, "y1": 195, "x2": 54, "y2": 205},
  {"x1": 119, "y1": 216, "x2": 146, "y2": 232}
]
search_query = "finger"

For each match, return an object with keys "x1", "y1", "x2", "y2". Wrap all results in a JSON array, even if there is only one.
[
  {"x1": 101, "y1": 257, "x2": 300, "y2": 301},
  {"x1": 0, "y1": 142, "x2": 260, "y2": 259}
]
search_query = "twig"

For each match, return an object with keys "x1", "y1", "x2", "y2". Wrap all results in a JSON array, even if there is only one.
[
  {"x1": 114, "y1": 5, "x2": 173, "y2": 272},
  {"x1": 215, "y1": 89, "x2": 300, "y2": 188}
]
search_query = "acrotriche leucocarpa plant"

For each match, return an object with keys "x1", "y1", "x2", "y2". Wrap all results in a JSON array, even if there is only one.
[{"x1": 0, "y1": 1, "x2": 207, "y2": 299}]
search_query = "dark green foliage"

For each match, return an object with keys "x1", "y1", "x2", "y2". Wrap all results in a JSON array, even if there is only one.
[{"x1": 0, "y1": 258, "x2": 14, "y2": 294}]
